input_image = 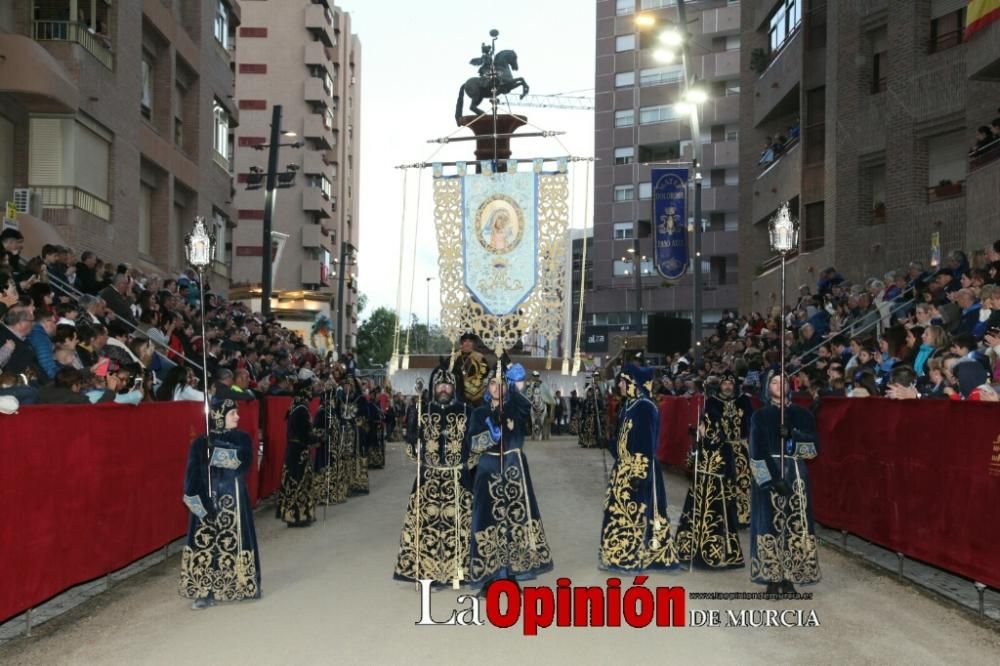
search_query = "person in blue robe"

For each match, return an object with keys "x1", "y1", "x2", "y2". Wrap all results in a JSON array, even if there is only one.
[
  {"x1": 276, "y1": 379, "x2": 319, "y2": 526},
  {"x1": 675, "y1": 372, "x2": 745, "y2": 570},
  {"x1": 468, "y1": 364, "x2": 553, "y2": 588},
  {"x1": 598, "y1": 364, "x2": 679, "y2": 572},
  {"x1": 749, "y1": 371, "x2": 821, "y2": 595},
  {"x1": 179, "y1": 398, "x2": 260, "y2": 609},
  {"x1": 312, "y1": 386, "x2": 345, "y2": 506},
  {"x1": 577, "y1": 372, "x2": 605, "y2": 448},
  {"x1": 394, "y1": 363, "x2": 474, "y2": 586},
  {"x1": 366, "y1": 384, "x2": 386, "y2": 469},
  {"x1": 340, "y1": 377, "x2": 369, "y2": 495}
]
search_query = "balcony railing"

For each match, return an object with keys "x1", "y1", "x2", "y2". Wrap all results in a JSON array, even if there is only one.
[
  {"x1": 31, "y1": 185, "x2": 111, "y2": 221},
  {"x1": 33, "y1": 20, "x2": 113, "y2": 70},
  {"x1": 969, "y1": 140, "x2": 1000, "y2": 172},
  {"x1": 926, "y1": 180, "x2": 964, "y2": 203}
]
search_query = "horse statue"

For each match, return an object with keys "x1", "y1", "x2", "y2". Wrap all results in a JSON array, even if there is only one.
[{"x1": 455, "y1": 49, "x2": 530, "y2": 124}]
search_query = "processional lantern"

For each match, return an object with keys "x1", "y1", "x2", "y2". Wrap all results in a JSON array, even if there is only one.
[
  {"x1": 768, "y1": 202, "x2": 798, "y2": 255},
  {"x1": 184, "y1": 217, "x2": 216, "y2": 269}
]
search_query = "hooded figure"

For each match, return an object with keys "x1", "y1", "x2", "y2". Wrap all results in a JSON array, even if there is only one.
[
  {"x1": 598, "y1": 364, "x2": 679, "y2": 572},
  {"x1": 179, "y1": 398, "x2": 260, "y2": 609},
  {"x1": 275, "y1": 380, "x2": 319, "y2": 526},
  {"x1": 393, "y1": 360, "x2": 475, "y2": 586},
  {"x1": 467, "y1": 362, "x2": 553, "y2": 588}
]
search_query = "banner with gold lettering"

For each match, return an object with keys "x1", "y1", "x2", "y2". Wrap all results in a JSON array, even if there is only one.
[{"x1": 651, "y1": 168, "x2": 689, "y2": 281}]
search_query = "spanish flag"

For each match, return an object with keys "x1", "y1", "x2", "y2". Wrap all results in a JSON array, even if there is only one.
[{"x1": 965, "y1": 0, "x2": 1000, "y2": 37}]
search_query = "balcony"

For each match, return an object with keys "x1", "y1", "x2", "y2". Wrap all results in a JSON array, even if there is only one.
[
  {"x1": 301, "y1": 224, "x2": 333, "y2": 252},
  {"x1": 303, "y1": 114, "x2": 334, "y2": 148},
  {"x1": 301, "y1": 260, "x2": 330, "y2": 287},
  {"x1": 31, "y1": 185, "x2": 111, "y2": 221},
  {"x1": 304, "y1": 41, "x2": 330, "y2": 68},
  {"x1": 752, "y1": 141, "x2": 801, "y2": 223},
  {"x1": 302, "y1": 151, "x2": 328, "y2": 175},
  {"x1": 967, "y1": 13, "x2": 1000, "y2": 81},
  {"x1": 33, "y1": 20, "x2": 113, "y2": 70},
  {"x1": 302, "y1": 188, "x2": 332, "y2": 218},
  {"x1": 699, "y1": 3, "x2": 740, "y2": 38},
  {"x1": 965, "y1": 146, "x2": 1000, "y2": 252},
  {"x1": 0, "y1": 34, "x2": 78, "y2": 113},
  {"x1": 304, "y1": 77, "x2": 329, "y2": 105},
  {"x1": 700, "y1": 140, "x2": 739, "y2": 169},
  {"x1": 753, "y1": 28, "x2": 802, "y2": 127},
  {"x1": 305, "y1": 3, "x2": 337, "y2": 47},
  {"x1": 700, "y1": 185, "x2": 738, "y2": 212},
  {"x1": 692, "y1": 50, "x2": 740, "y2": 82}
]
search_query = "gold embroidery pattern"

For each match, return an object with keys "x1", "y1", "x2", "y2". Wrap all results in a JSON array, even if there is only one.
[
  {"x1": 394, "y1": 469, "x2": 472, "y2": 584},
  {"x1": 276, "y1": 447, "x2": 315, "y2": 524},
  {"x1": 313, "y1": 423, "x2": 347, "y2": 505},
  {"x1": 599, "y1": 420, "x2": 679, "y2": 570},
  {"x1": 179, "y1": 494, "x2": 258, "y2": 601},
  {"x1": 750, "y1": 475, "x2": 821, "y2": 584},
  {"x1": 470, "y1": 460, "x2": 552, "y2": 580},
  {"x1": 731, "y1": 439, "x2": 751, "y2": 526},
  {"x1": 675, "y1": 449, "x2": 744, "y2": 568},
  {"x1": 420, "y1": 411, "x2": 468, "y2": 467}
]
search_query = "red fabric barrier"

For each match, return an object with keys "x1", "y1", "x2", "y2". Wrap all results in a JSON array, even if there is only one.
[
  {"x1": 808, "y1": 398, "x2": 1000, "y2": 589},
  {"x1": 259, "y1": 396, "x2": 292, "y2": 500},
  {"x1": 0, "y1": 400, "x2": 263, "y2": 622},
  {"x1": 257, "y1": 397, "x2": 319, "y2": 500},
  {"x1": 656, "y1": 395, "x2": 702, "y2": 467}
]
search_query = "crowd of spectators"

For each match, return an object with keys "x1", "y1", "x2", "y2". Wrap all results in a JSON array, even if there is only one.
[
  {"x1": 968, "y1": 109, "x2": 1000, "y2": 159},
  {"x1": 0, "y1": 229, "x2": 366, "y2": 412},
  {"x1": 641, "y1": 240, "x2": 1000, "y2": 404},
  {"x1": 757, "y1": 120, "x2": 801, "y2": 168}
]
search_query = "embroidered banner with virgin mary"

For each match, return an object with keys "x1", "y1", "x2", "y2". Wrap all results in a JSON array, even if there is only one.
[{"x1": 433, "y1": 159, "x2": 568, "y2": 357}]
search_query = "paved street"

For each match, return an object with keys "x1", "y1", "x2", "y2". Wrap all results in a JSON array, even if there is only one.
[{"x1": 2, "y1": 436, "x2": 998, "y2": 665}]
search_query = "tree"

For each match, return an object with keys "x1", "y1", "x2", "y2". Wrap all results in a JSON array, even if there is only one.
[{"x1": 355, "y1": 306, "x2": 397, "y2": 367}]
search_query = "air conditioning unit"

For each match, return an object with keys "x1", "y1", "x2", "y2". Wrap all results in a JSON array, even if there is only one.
[
  {"x1": 13, "y1": 188, "x2": 32, "y2": 213},
  {"x1": 12, "y1": 188, "x2": 41, "y2": 217}
]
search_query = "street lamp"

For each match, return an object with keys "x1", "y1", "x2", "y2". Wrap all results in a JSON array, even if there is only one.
[
  {"x1": 245, "y1": 105, "x2": 304, "y2": 318},
  {"x1": 184, "y1": 217, "x2": 216, "y2": 442},
  {"x1": 768, "y1": 201, "x2": 799, "y2": 488}
]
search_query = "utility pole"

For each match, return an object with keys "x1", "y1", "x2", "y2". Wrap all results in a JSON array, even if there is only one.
[{"x1": 261, "y1": 105, "x2": 282, "y2": 317}]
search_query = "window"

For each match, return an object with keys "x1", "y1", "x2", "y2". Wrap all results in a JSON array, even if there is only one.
[
  {"x1": 615, "y1": 109, "x2": 635, "y2": 127},
  {"x1": 639, "y1": 104, "x2": 677, "y2": 125},
  {"x1": 615, "y1": 0, "x2": 634, "y2": 16},
  {"x1": 641, "y1": 0, "x2": 677, "y2": 8},
  {"x1": 141, "y1": 55, "x2": 153, "y2": 119},
  {"x1": 640, "y1": 65, "x2": 683, "y2": 87},
  {"x1": 613, "y1": 258, "x2": 655, "y2": 277},
  {"x1": 614, "y1": 184, "x2": 634, "y2": 201},
  {"x1": 138, "y1": 185, "x2": 152, "y2": 255},
  {"x1": 725, "y1": 36, "x2": 741, "y2": 51},
  {"x1": 212, "y1": 100, "x2": 229, "y2": 163},
  {"x1": 929, "y1": 1, "x2": 965, "y2": 53},
  {"x1": 768, "y1": 0, "x2": 801, "y2": 54},
  {"x1": 870, "y1": 27, "x2": 888, "y2": 93},
  {"x1": 28, "y1": 116, "x2": 111, "y2": 212},
  {"x1": 613, "y1": 222, "x2": 635, "y2": 240},
  {"x1": 324, "y1": 108, "x2": 335, "y2": 129},
  {"x1": 638, "y1": 182, "x2": 652, "y2": 199},
  {"x1": 726, "y1": 128, "x2": 739, "y2": 142},
  {"x1": 214, "y1": 0, "x2": 229, "y2": 49},
  {"x1": 804, "y1": 86, "x2": 826, "y2": 164},
  {"x1": 615, "y1": 71, "x2": 635, "y2": 88},
  {"x1": 710, "y1": 256, "x2": 727, "y2": 285},
  {"x1": 614, "y1": 147, "x2": 634, "y2": 165},
  {"x1": 927, "y1": 130, "x2": 967, "y2": 187},
  {"x1": 174, "y1": 83, "x2": 185, "y2": 147},
  {"x1": 803, "y1": 201, "x2": 824, "y2": 251},
  {"x1": 615, "y1": 34, "x2": 636, "y2": 52},
  {"x1": 212, "y1": 211, "x2": 228, "y2": 263}
]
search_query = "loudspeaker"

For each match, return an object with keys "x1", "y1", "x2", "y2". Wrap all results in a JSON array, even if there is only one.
[{"x1": 647, "y1": 315, "x2": 692, "y2": 356}]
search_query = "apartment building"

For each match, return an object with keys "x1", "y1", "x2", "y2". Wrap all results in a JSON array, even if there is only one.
[
  {"x1": 739, "y1": 0, "x2": 1000, "y2": 313},
  {"x1": 0, "y1": 0, "x2": 240, "y2": 282},
  {"x1": 592, "y1": 0, "x2": 742, "y2": 350},
  {"x1": 230, "y1": 0, "x2": 361, "y2": 350}
]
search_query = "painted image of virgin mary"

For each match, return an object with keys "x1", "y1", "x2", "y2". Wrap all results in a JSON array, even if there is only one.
[{"x1": 486, "y1": 210, "x2": 515, "y2": 252}]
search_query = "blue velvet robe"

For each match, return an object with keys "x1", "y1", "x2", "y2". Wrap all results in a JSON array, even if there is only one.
[
  {"x1": 675, "y1": 394, "x2": 745, "y2": 570},
  {"x1": 313, "y1": 394, "x2": 347, "y2": 505},
  {"x1": 179, "y1": 429, "x2": 261, "y2": 601},
  {"x1": 748, "y1": 402, "x2": 821, "y2": 585},
  {"x1": 276, "y1": 400, "x2": 318, "y2": 525},
  {"x1": 599, "y1": 396, "x2": 679, "y2": 572},
  {"x1": 577, "y1": 388, "x2": 605, "y2": 448},
  {"x1": 394, "y1": 400, "x2": 474, "y2": 586},
  {"x1": 467, "y1": 390, "x2": 553, "y2": 585}
]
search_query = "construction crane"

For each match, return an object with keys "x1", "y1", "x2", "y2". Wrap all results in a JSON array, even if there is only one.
[{"x1": 500, "y1": 92, "x2": 594, "y2": 111}]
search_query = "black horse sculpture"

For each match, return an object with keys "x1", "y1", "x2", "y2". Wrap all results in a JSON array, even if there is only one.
[{"x1": 455, "y1": 50, "x2": 530, "y2": 124}]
